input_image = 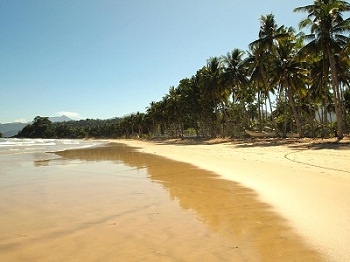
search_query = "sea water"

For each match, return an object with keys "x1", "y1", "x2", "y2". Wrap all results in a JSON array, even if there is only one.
[{"x1": 0, "y1": 138, "x2": 103, "y2": 156}]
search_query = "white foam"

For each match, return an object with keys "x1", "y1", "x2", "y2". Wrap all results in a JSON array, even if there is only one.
[
  {"x1": 0, "y1": 141, "x2": 16, "y2": 147},
  {"x1": 0, "y1": 138, "x2": 104, "y2": 156}
]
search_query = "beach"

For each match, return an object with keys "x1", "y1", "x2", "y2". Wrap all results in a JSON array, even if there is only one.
[
  {"x1": 0, "y1": 138, "x2": 349, "y2": 261},
  {"x1": 114, "y1": 138, "x2": 350, "y2": 262}
]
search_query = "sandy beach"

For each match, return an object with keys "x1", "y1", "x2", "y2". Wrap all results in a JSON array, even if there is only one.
[
  {"x1": 1, "y1": 138, "x2": 349, "y2": 261},
  {"x1": 114, "y1": 138, "x2": 350, "y2": 262}
]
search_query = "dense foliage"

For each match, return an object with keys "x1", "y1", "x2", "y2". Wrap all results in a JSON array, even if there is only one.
[
  {"x1": 18, "y1": 1, "x2": 350, "y2": 139},
  {"x1": 17, "y1": 116, "x2": 123, "y2": 139}
]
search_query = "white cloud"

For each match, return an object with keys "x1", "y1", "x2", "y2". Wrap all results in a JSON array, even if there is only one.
[
  {"x1": 15, "y1": 118, "x2": 27, "y2": 123},
  {"x1": 57, "y1": 111, "x2": 81, "y2": 119}
]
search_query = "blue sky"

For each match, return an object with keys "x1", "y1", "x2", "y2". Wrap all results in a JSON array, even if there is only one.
[{"x1": 0, "y1": 0, "x2": 306, "y2": 123}]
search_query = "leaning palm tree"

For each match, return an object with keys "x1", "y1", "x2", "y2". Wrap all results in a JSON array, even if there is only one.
[{"x1": 294, "y1": 0, "x2": 350, "y2": 138}]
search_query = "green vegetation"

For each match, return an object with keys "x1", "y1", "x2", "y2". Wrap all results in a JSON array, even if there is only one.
[
  {"x1": 17, "y1": 116, "x2": 120, "y2": 139},
  {"x1": 17, "y1": 1, "x2": 350, "y2": 139},
  {"x1": 18, "y1": 116, "x2": 56, "y2": 138}
]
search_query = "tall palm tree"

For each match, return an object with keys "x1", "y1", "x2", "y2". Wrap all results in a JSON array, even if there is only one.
[
  {"x1": 200, "y1": 57, "x2": 228, "y2": 137},
  {"x1": 249, "y1": 14, "x2": 290, "y2": 134},
  {"x1": 177, "y1": 77, "x2": 203, "y2": 137},
  {"x1": 270, "y1": 27, "x2": 309, "y2": 137},
  {"x1": 294, "y1": 0, "x2": 350, "y2": 138},
  {"x1": 245, "y1": 48, "x2": 264, "y2": 131},
  {"x1": 195, "y1": 68, "x2": 218, "y2": 137},
  {"x1": 304, "y1": 50, "x2": 339, "y2": 138},
  {"x1": 221, "y1": 49, "x2": 250, "y2": 132},
  {"x1": 250, "y1": 14, "x2": 290, "y2": 54},
  {"x1": 336, "y1": 44, "x2": 350, "y2": 129},
  {"x1": 221, "y1": 49, "x2": 248, "y2": 100},
  {"x1": 201, "y1": 57, "x2": 226, "y2": 106}
]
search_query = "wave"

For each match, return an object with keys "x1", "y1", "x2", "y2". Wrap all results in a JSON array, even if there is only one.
[
  {"x1": 0, "y1": 139, "x2": 56, "y2": 147},
  {"x1": 0, "y1": 138, "x2": 104, "y2": 155}
]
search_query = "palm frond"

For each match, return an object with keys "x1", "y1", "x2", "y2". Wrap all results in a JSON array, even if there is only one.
[
  {"x1": 299, "y1": 18, "x2": 313, "y2": 29},
  {"x1": 293, "y1": 5, "x2": 315, "y2": 14},
  {"x1": 333, "y1": 17, "x2": 350, "y2": 33}
]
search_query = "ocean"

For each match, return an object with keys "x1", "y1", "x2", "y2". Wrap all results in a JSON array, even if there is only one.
[{"x1": 0, "y1": 138, "x2": 104, "y2": 156}]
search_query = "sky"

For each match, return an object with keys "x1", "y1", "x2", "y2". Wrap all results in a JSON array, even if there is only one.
[{"x1": 0, "y1": 0, "x2": 307, "y2": 123}]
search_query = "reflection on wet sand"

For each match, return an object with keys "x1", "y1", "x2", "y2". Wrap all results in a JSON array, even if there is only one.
[
  {"x1": 0, "y1": 143, "x2": 324, "y2": 261},
  {"x1": 56, "y1": 143, "x2": 324, "y2": 260}
]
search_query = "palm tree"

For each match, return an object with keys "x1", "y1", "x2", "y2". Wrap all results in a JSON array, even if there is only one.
[
  {"x1": 146, "y1": 101, "x2": 160, "y2": 136},
  {"x1": 221, "y1": 49, "x2": 250, "y2": 133},
  {"x1": 221, "y1": 49, "x2": 248, "y2": 100},
  {"x1": 245, "y1": 49, "x2": 264, "y2": 131},
  {"x1": 336, "y1": 43, "x2": 350, "y2": 130},
  {"x1": 195, "y1": 68, "x2": 218, "y2": 137},
  {"x1": 305, "y1": 53, "x2": 337, "y2": 137},
  {"x1": 249, "y1": 14, "x2": 290, "y2": 134},
  {"x1": 270, "y1": 27, "x2": 309, "y2": 137},
  {"x1": 200, "y1": 57, "x2": 229, "y2": 137},
  {"x1": 176, "y1": 77, "x2": 204, "y2": 137},
  {"x1": 294, "y1": 0, "x2": 350, "y2": 138}
]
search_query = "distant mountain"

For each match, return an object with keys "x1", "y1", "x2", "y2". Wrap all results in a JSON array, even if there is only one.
[
  {"x1": 0, "y1": 122, "x2": 27, "y2": 137},
  {"x1": 0, "y1": 115, "x2": 73, "y2": 137},
  {"x1": 48, "y1": 115, "x2": 73, "y2": 123}
]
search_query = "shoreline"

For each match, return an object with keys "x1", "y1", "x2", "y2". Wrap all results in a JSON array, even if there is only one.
[
  {"x1": 112, "y1": 138, "x2": 350, "y2": 262},
  {"x1": 0, "y1": 140, "x2": 324, "y2": 261}
]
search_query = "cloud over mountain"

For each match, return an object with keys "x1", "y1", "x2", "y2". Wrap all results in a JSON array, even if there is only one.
[{"x1": 57, "y1": 111, "x2": 81, "y2": 119}]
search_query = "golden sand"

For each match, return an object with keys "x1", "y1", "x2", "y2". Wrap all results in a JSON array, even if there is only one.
[
  {"x1": 0, "y1": 143, "x2": 325, "y2": 261},
  {"x1": 114, "y1": 138, "x2": 350, "y2": 262}
]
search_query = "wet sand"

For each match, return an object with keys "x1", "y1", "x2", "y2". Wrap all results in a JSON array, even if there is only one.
[
  {"x1": 0, "y1": 143, "x2": 324, "y2": 261},
  {"x1": 114, "y1": 138, "x2": 350, "y2": 262}
]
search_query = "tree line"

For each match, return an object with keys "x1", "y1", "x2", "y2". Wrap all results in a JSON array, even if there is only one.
[
  {"x1": 17, "y1": 116, "x2": 122, "y2": 139},
  {"x1": 18, "y1": 1, "x2": 350, "y2": 139}
]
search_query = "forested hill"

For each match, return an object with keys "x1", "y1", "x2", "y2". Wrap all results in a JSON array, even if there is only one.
[
  {"x1": 0, "y1": 115, "x2": 72, "y2": 137},
  {"x1": 16, "y1": 116, "x2": 125, "y2": 139}
]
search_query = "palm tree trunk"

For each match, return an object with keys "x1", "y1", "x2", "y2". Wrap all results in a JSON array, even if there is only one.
[
  {"x1": 322, "y1": 98, "x2": 329, "y2": 138},
  {"x1": 339, "y1": 83, "x2": 348, "y2": 131},
  {"x1": 267, "y1": 92, "x2": 279, "y2": 136},
  {"x1": 286, "y1": 87, "x2": 303, "y2": 137},
  {"x1": 328, "y1": 48, "x2": 345, "y2": 139},
  {"x1": 257, "y1": 91, "x2": 262, "y2": 132},
  {"x1": 307, "y1": 91, "x2": 317, "y2": 138},
  {"x1": 241, "y1": 100, "x2": 248, "y2": 130},
  {"x1": 220, "y1": 102, "x2": 228, "y2": 138}
]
